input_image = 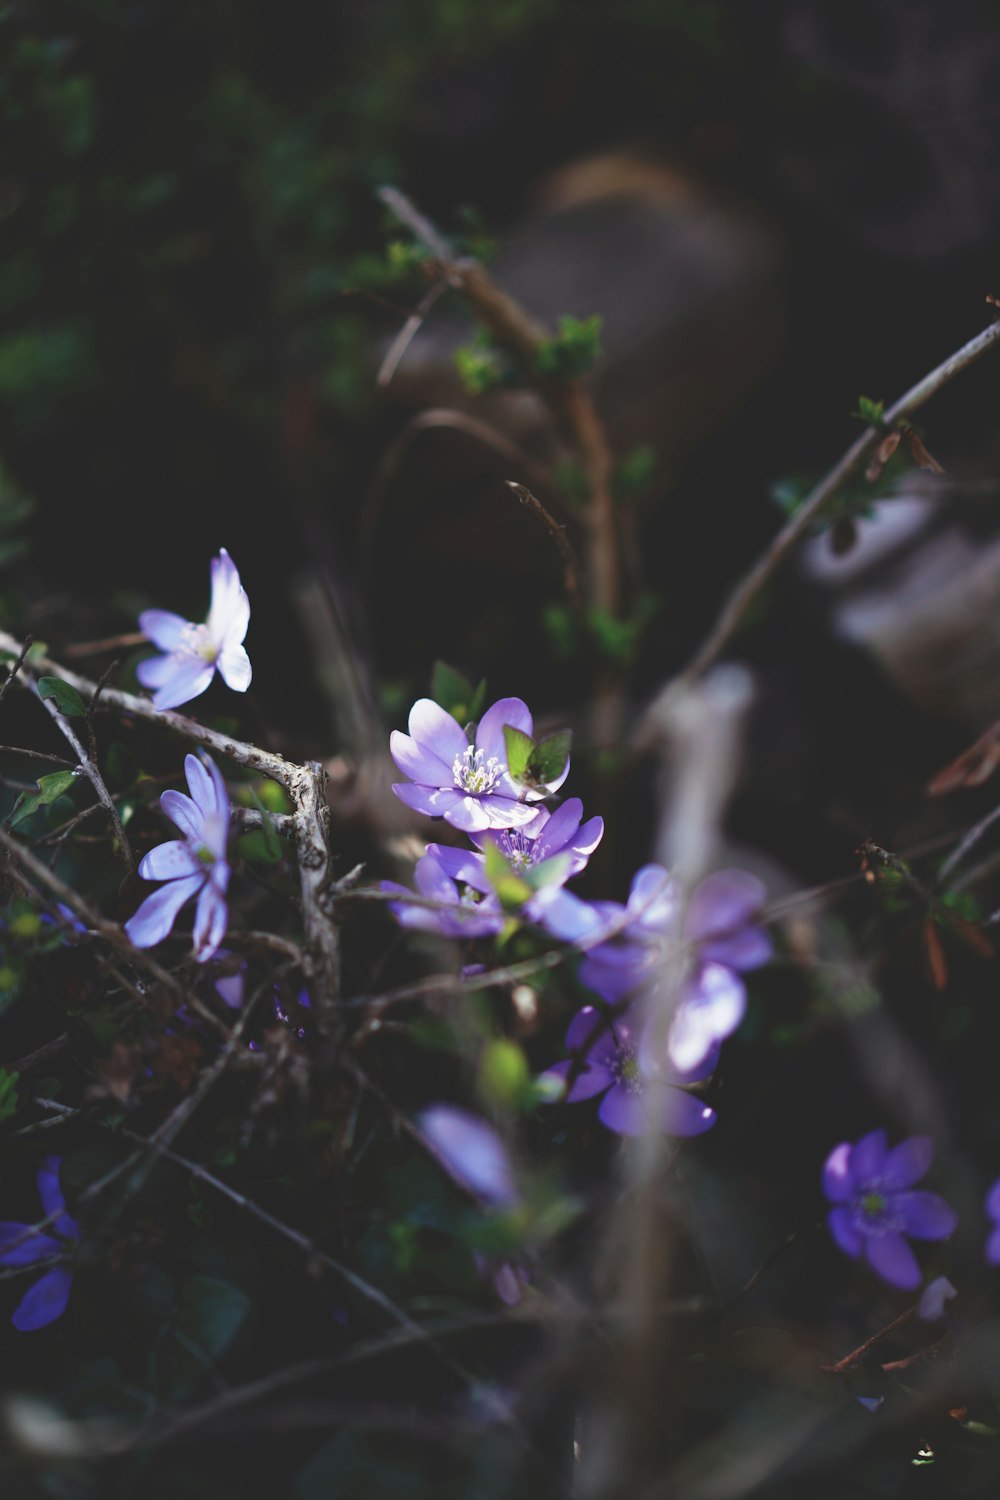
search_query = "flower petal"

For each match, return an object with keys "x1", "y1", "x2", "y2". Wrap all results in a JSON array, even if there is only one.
[
  {"x1": 207, "y1": 549, "x2": 250, "y2": 646},
  {"x1": 138, "y1": 840, "x2": 201, "y2": 881},
  {"x1": 217, "y1": 642, "x2": 252, "y2": 693},
  {"x1": 864, "y1": 1231, "x2": 921, "y2": 1290},
  {"x1": 823, "y1": 1142, "x2": 854, "y2": 1204},
  {"x1": 136, "y1": 653, "x2": 182, "y2": 689},
  {"x1": 987, "y1": 1175, "x2": 1000, "y2": 1225},
  {"x1": 917, "y1": 1276, "x2": 957, "y2": 1322},
  {"x1": 627, "y1": 865, "x2": 677, "y2": 934},
  {"x1": 160, "y1": 789, "x2": 202, "y2": 841},
  {"x1": 895, "y1": 1191, "x2": 957, "y2": 1241},
  {"x1": 988, "y1": 1226, "x2": 1000, "y2": 1266},
  {"x1": 850, "y1": 1129, "x2": 888, "y2": 1185},
  {"x1": 149, "y1": 658, "x2": 215, "y2": 711},
  {"x1": 531, "y1": 798, "x2": 581, "y2": 858},
  {"x1": 185, "y1": 754, "x2": 223, "y2": 820},
  {"x1": 664, "y1": 1089, "x2": 717, "y2": 1137},
  {"x1": 598, "y1": 1083, "x2": 645, "y2": 1135},
  {"x1": 390, "y1": 730, "x2": 454, "y2": 787},
  {"x1": 36, "y1": 1159, "x2": 78, "y2": 1240},
  {"x1": 193, "y1": 882, "x2": 228, "y2": 963},
  {"x1": 419, "y1": 1106, "x2": 519, "y2": 1207},
  {"x1": 138, "y1": 609, "x2": 191, "y2": 651},
  {"x1": 667, "y1": 964, "x2": 746, "y2": 1072},
  {"x1": 391, "y1": 782, "x2": 462, "y2": 819},
  {"x1": 685, "y1": 870, "x2": 767, "y2": 942},
  {"x1": 125, "y1": 875, "x2": 203, "y2": 949},
  {"x1": 828, "y1": 1206, "x2": 863, "y2": 1258},
  {"x1": 0, "y1": 1224, "x2": 61, "y2": 1266},
  {"x1": 530, "y1": 888, "x2": 605, "y2": 943},
  {"x1": 883, "y1": 1136, "x2": 933, "y2": 1191},
  {"x1": 698, "y1": 927, "x2": 774, "y2": 971},
  {"x1": 475, "y1": 697, "x2": 532, "y2": 766},
  {"x1": 408, "y1": 699, "x2": 468, "y2": 763},
  {"x1": 12, "y1": 1267, "x2": 73, "y2": 1331},
  {"x1": 542, "y1": 1058, "x2": 614, "y2": 1103},
  {"x1": 452, "y1": 795, "x2": 538, "y2": 833},
  {"x1": 565, "y1": 1005, "x2": 621, "y2": 1064}
]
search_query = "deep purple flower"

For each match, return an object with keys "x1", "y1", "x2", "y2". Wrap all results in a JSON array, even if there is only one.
[
  {"x1": 426, "y1": 797, "x2": 604, "y2": 934},
  {"x1": 383, "y1": 849, "x2": 505, "y2": 939},
  {"x1": 985, "y1": 1177, "x2": 1000, "y2": 1264},
  {"x1": 823, "y1": 1130, "x2": 958, "y2": 1290},
  {"x1": 543, "y1": 1004, "x2": 717, "y2": 1137},
  {"x1": 391, "y1": 696, "x2": 569, "y2": 833},
  {"x1": 419, "y1": 1105, "x2": 520, "y2": 1207},
  {"x1": 137, "y1": 548, "x2": 251, "y2": 711},
  {"x1": 579, "y1": 865, "x2": 771, "y2": 1072},
  {"x1": 125, "y1": 753, "x2": 231, "y2": 962},
  {"x1": 0, "y1": 1158, "x2": 78, "y2": 1331}
]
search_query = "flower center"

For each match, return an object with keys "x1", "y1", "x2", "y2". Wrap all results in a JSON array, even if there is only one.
[
  {"x1": 495, "y1": 829, "x2": 533, "y2": 870},
  {"x1": 459, "y1": 884, "x2": 484, "y2": 908},
  {"x1": 196, "y1": 844, "x2": 216, "y2": 866},
  {"x1": 180, "y1": 622, "x2": 219, "y2": 664},
  {"x1": 453, "y1": 745, "x2": 505, "y2": 796},
  {"x1": 861, "y1": 1192, "x2": 886, "y2": 1218},
  {"x1": 612, "y1": 1047, "x2": 642, "y2": 1094}
]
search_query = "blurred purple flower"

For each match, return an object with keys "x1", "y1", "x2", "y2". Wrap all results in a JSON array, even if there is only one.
[
  {"x1": 543, "y1": 1004, "x2": 717, "y2": 1137},
  {"x1": 823, "y1": 1130, "x2": 957, "y2": 1290},
  {"x1": 125, "y1": 753, "x2": 230, "y2": 963},
  {"x1": 137, "y1": 547, "x2": 251, "y2": 711},
  {"x1": 383, "y1": 849, "x2": 505, "y2": 940},
  {"x1": 0, "y1": 1157, "x2": 78, "y2": 1332},
  {"x1": 579, "y1": 865, "x2": 771, "y2": 1072},
  {"x1": 985, "y1": 1177, "x2": 1000, "y2": 1265},
  {"x1": 419, "y1": 1105, "x2": 519, "y2": 1207},
  {"x1": 918, "y1": 1275, "x2": 957, "y2": 1322},
  {"x1": 391, "y1": 696, "x2": 568, "y2": 833}
]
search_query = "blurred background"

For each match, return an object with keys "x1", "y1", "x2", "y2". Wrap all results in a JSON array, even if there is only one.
[{"x1": 3, "y1": 0, "x2": 1000, "y2": 837}]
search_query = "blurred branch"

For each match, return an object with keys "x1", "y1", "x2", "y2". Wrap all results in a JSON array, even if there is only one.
[
  {"x1": 505, "y1": 481, "x2": 582, "y2": 610},
  {"x1": 643, "y1": 313, "x2": 1000, "y2": 741}
]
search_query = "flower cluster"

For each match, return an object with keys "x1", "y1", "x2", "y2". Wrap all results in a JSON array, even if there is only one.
[
  {"x1": 0, "y1": 1158, "x2": 78, "y2": 1332},
  {"x1": 387, "y1": 691, "x2": 772, "y2": 1137}
]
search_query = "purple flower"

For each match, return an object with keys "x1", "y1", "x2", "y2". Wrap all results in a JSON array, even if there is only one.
[
  {"x1": 391, "y1": 697, "x2": 569, "y2": 833},
  {"x1": 917, "y1": 1275, "x2": 957, "y2": 1322},
  {"x1": 579, "y1": 865, "x2": 771, "y2": 1072},
  {"x1": 383, "y1": 849, "x2": 505, "y2": 939},
  {"x1": 125, "y1": 753, "x2": 231, "y2": 962},
  {"x1": 985, "y1": 1177, "x2": 1000, "y2": 1265},
  {"x1": 137, "y1": 548, "x2": 251, "y2": 711},
  {"x1": 426, "y1": 797, "x2": 604, "y2": 934},
  {"x1": 0, "y1": 1158, "x2": 78, "y2": 1331},
  {"x1": 543, "y1": 1004, "x2": 717, "y2": 1137},
  {"x1": 418, "y1": 1105, "x2": 520, "y2": 1207},
  {"x1": 823, "y1": 1131, "x2": 958, "y2": 1290}
]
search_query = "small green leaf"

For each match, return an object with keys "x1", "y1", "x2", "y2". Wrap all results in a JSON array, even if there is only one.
[
  {"x1": 479, "y1": 1039, "x2": 529, "y2": 1108},
  {"x1": 431, "y1": 660, "x2": 477, "y2": 723},
  {"x1": 10, "y1": 769, "x2": 78, "y2": 828},
  {"x1": 0, "y1": 1068, "x2": 19, "y2": 1123},
  {"x1": 484, "y1": 840, "x2": 531, "y2": 911},
  {"x1": 503, "y1": 725, "x2": 535, "y2": 783},
  {"x1": 854, "y1": 394, "x2": 886, "y2": 425},
  {"x1": 38, "y1": 676, "x2": 87, "y2": 717},
  {"x1": 528, "y1": 729, "x2": 571, "y2": 788}
]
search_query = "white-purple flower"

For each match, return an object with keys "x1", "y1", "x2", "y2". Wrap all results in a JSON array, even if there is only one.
[
  {"x1": 125, "y1": 753, "x2": 231, "y2": 963},
  {"x1": 391, "y1": 696, "x2": 569, "y2": 833},
  {"x1": 418, "y1": 1105, "x2": 520, "y2": 1207},
  {"x1": 382, "y1": 848, "x2": 505, "y2": 940},
  {"x1": 137, "y1": 548, "x2": 251, "y2": 711},
  {"x1": 0, "y1": 1157, "x2": 79, "y2": 1332},
  {"x1": 543, "y1": 1004, "x2": 718, "y2": 1137},
  {"x1": 822, "y1": 1130, "x2": 958, "y2": 1290},
  {"x1": 579, "y1": 865, "x2": 771, "y2": 1073}
]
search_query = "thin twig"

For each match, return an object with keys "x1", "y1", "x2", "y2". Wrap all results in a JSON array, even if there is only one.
[
  {"x1": 0, "y1": 635, "x2": 32, "y2": 709},
  {"x1": 505, "y1": 482, "x2": 582, "y2": 610},
  {"x1": 643, "y1": 314, "x2": 1000, "y2": 736},
  {"x1": 376, "y1": 276, "x2": 450, "y2": 388}
]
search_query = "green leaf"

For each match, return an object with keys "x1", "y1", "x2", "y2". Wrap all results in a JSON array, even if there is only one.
[
  {"x1": 503, "y1": 725, "x2": 535, "y2": 783},
  {"x1": 431, "y1": 660, "x2": 479, "y2": 723},
  {"x1": 478, "y1": 1039, "x2": 529, "y2": 1108},
  {"x1": 37, "y1": 676, "x2": 87, "y2": 717},
  {"x1": 10, "y1": 769, "x2": 78, "y2": 828},
  {"x1": 0, "y1": 1068, "x2": 19, "y2": 1123},
  {"x1": 528, "y1": 730, "x2": 571, "y2": 788},
  {"x1": 854, "y1": 394, "x2": 886, "y2": 425},
  {"x1": 483, "y1": 840, "x2": 531, "y2": 911}
]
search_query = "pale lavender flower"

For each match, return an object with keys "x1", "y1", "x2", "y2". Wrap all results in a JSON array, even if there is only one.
[
  {"x1": 419, "y1": 1105, "x2": 520, "y2": 1206},
  {"x1": 137, "y1": 547, "x2": 251, "y2": 711},
  {"x1": 917, "y1": 1275, "x2": 957, "y2": 1321},
  {"x1": 543, "y1": 1004, "x2": 717, "y2": 1137},
  {"x1": 383, "y1": 849, "x2": 505, "y2": 940},
  {"x1": 0, "y1": 1158, "x2": 78, "y2": 1332},
  {"x1": 391, "y1": 696, "x2": 569, "y2": 833},
  {"x1": 823, "y1": 1131, "x2": 957, "y2": 1290},
  {"x1": 125, "y1": 753, "x2": 231, "y2": 962},
  {"x1": 579, "y1": 865, "x2": 771, "y2": 1073}
]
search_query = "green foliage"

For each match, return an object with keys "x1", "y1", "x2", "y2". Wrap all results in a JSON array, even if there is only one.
[
  {"x1": 615, "y1": 443, "x2": 658, "y2": 501},
  {"x1": 0, "y1": 1068, "x2": 19, "y2": 1124},
  {"x1": 478, "y1": 1038, "x2": 530, "y2": 1109},
  {"x1": 853, "y1": 394, "x2": 886, "y2": 425},
  {"x1": 431, "y1": 661, "x2": 486, "y2": 725},
  {"x1": 37, "y1": 676, "x2": 87, "y2": 717},
  {"x1": 534, "y1": 314, "x2": 603, "y2": 381},
  {"x1": 454, "y1": 329, "x2": 511, "y2": 394},
  {"x1": 10, "y1": 769, "x2": 77, "y2": 829},
  {"x1": 502, "y1": 724, "x2": 571, "y2": 791}
]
